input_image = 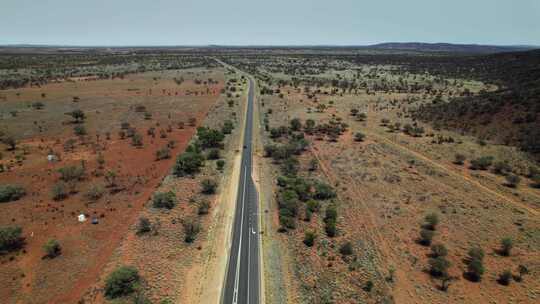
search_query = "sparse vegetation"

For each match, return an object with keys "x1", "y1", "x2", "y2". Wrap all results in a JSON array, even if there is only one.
[
  {"x1": 104, "y1": 266, "x2": 140, "y2": 299},
  {"x1": 0, "y1": 226, "x2": 24, "y2": 253},
  {"x1": 152, "y1": 191, "x2": 176, "y2": 209},
  {"x1": 0, "y1": 184, "x2": 26, "y2": 203},
  {"x1": 43, "y1": 239, "x2": 61, "y2": 258}
]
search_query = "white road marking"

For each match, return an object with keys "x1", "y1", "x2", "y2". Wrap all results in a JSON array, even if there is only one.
[{"x1": 232, "y1": 167, "x2": 248, "y2": 304}]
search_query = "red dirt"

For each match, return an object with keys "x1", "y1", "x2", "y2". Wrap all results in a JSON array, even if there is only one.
[{"x1": 0, "y1": 74, "x2": 224, "y2": 304}]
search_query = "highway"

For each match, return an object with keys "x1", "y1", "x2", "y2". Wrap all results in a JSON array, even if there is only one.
[{"x1": 223, "y1": 77, "x2": 260, "y2": 304}]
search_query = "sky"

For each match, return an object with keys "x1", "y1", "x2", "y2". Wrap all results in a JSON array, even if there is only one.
[{"x1": 1, "y1": 0, "x2": 539, "y2": 46}]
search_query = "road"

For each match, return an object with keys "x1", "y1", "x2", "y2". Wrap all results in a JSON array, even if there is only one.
[{"x1": 223, "y1": 77, "x2": 260, "y2": 304}]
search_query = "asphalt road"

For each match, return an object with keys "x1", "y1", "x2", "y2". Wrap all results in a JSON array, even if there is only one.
[{"x1": 223, "y1": 78, "x2": 260, "y2": 304}]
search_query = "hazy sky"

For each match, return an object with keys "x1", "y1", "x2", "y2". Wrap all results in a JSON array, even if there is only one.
[{"x1": 1, "y1": 0, "x2": 539, "y2": 46}]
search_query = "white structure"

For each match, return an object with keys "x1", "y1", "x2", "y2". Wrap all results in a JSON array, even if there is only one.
[
  {"x1": 47, "y1": 154, "x2": 58, "y2": 162},
  {"x1": 78, "y1": 214, "x2": 86, "y2": 222}
]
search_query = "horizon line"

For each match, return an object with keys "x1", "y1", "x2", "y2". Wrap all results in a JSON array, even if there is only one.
[{"x1": 1, "y1": 42, "x2": 539, "y2": 48}]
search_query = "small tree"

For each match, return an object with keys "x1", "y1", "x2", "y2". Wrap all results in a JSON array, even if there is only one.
[
  {"x1": 137, "y1": 217, "x2": 151, "y2": 235},
  {"x1": 354, "y1": 132, "x2": 365, "y2": 142},
  {"x1": 428, "y1": 256, "x2": 450, "y2": 277},
  {"x1": 51, "y1": 182, "x2": 69, "y2": 201},
  {"x1": 424, "y1": 213, "x2": 439, "y2": 230},
  {"x1": 131, "y1": 133, "x2": 143, "y2": 147},
  {"x1": 173, "y1": 151, "x2": 204, "y2": 177},
  {"x1": 0, "y1": 185, "x2": 26, "y2": 203},
  {"x1": 201, "y1": 179, "x2": 217, "y2": 194},
  {"x1": 419, "y1": 229, "x2": 434, "y2": 246},
  {"x1": 0, "y1": 226, "x2": 24, "y2": 253},
  {"x1": 500, "y1": 237, "x2": 513, "y2": 256},
  {"x1": 216, "y1": 160, "x2": 225, "y2": 171},
  {"x1": 430, "y1": 243, "x2": 448, "y2": 258},
  {"x1": 153, "y1": 191, "x2": 176, "y2": 209},
  {"x1": 43, "y1": 239, "x2": 61, "y2": 258},
  {"x1": 466, "y1": 257, "x2": 484, "y2": 282},
  {"x1": 469, "y1": 156, "x2": 494, "y2": 170},
  {"x1": 468, "y1": 247, "x2": 484, "y2": 262},
  {"x1": 104, "y1": 266, "x2": 140, "y2": 299},
  {"x1": 303, "y1": 231, "x2": 316, "y2": 247},
  {"x1": 290, "y1": 118, "x2": 302, "y2": 131},
  {"x1": 183, "y1": 219, "x2": 200, "y2": 243}
]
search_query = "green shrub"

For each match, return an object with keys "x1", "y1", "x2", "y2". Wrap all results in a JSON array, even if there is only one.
[
  {"x1": 155, "y1": 147, "x2": 171, "y2": 160},
  {"x1": 303, "y1": 231, "x2": 316, "y2": 247},
  {"x1": 424, "y1": 213, "x2": 439, "y2": 230},
  {"x1": 306, "y1": 200, "x2": 321, "y2": 213},
  {"x1": 324, "y1": 205, "x2": 337, "y2": 237},
  {"x1": 183, "y1": 219, "x2": 200, "y2": 243},
  {"x1": 339, "y1": 241, "x2": 353, "y2": 255},
  {"x1": 469, "y1": 156, "x2": 494, "y2": 170},
  {"x1": 51, "y1": 182, "x2": 69, "y2": 200},
  {"x1": 153, "y1": 191, "x2": 176, "y2": 209},
  {"x1": 428, "y1": 256, "x2": 450, "y2": 277},
  {"x1": 131, "y1": 133, "x2": 143, "y2": 147},
  {"x1": 354, "y1": 132, "x2": 365, "y2": 142},
  {"x1": 197, "y1": 127, "x2": 224, "y2": 149},
  {"x1": 0, "y1": 226, "x2": 24, "y2": 253},
  {"x1": 216, "y1": 160, "x2": 225, "y2": 171},
  {"x1": 43, "y1": 239, "x2": 61, "y2": 258},
  {"x1": 0, "y1": 185, "x2": 26, "y2": 203},
  {"x1": 430, "y1": 243, "x2": 448, "y2": 258},
  {"x1": 500, "y1": 238, "x2": 513, "y2": 256},
  {"x1": 201, "y1": 179, "x2": 218, "y2": 194},
  {"x1": 84, "y1": 184, "x2": 104, "y2": 201},
  {"x1": 173, "y1": 151, "x2": 204, "y2": 177},
  {"x1": 467, "y1": 258, "x2": 484, "y2": 282},
  {"x1": 363, "y1": 280, "x2": 374, "y2": 292},
  {"x1": 313, "y1": 182, "x2": 336, "y2": 200},
  {"x1": 419, "y1": 229, "x2": 434, "y2": 246},
  {"x1": 104, "y1": 266, "x2": 140, "y2": 299},
  {"x1": 58, "y1": 165, "x2": 85, "y2": 182},
  {"x1": 466, "y1": 247, "x2": 483, "y2": 261},
  {"x1": 222, "y1": 120, "x2": 234, "y2": 134},
  {"x1": 290, "y1": 118, "x2": 302, "y2": 131},
  {"x1": 136, "y1": 217, "x2": 151, "y2": 235}
]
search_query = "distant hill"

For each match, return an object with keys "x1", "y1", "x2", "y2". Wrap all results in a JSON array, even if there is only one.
[{"x1": 369, "y1": 42, "x2": 537, "y2": 54}]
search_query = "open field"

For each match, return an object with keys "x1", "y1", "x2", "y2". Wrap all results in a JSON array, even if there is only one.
[
  {"x1": 0, "y1": 60, "x2": 232, "y2": 303},
  {"x1": 226, "y1": 51, "x2": 540, "y2": 303},
  {"x1": 0, "y1": 47, "x2": 539, "y2": 304}
]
